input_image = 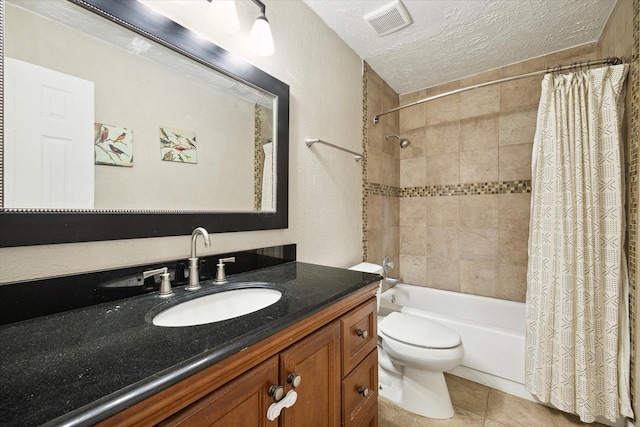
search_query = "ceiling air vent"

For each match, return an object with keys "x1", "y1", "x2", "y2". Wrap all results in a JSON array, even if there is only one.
[{"x1": 364, "y1": 0, "x2": 412, "y2": 37}]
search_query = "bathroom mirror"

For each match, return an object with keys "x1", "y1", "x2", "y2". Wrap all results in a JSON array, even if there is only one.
[{"x1": 0, "y1": 0, "x2": 290, "y2": 247}]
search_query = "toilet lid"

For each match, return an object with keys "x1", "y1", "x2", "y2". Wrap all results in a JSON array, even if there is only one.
[{"x1": 379, "y1": 312, "x2": 461, "y2": 349}]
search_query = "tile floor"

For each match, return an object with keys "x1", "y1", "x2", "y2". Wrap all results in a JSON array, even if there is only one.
[{"x1": 378, "y1": 374, "x2": 606, "y2": 427}]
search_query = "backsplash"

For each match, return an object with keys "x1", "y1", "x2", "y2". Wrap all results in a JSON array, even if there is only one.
[{"x1": 0, "y1": 244, "x2": 296, "y2": 325}]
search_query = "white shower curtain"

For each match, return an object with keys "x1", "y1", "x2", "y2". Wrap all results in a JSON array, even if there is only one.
[{"x1": 525, "y1": 64, "x2": 631, "y2": 423}]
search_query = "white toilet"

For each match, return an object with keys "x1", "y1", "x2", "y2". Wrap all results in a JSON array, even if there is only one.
[{"x1": 349, "y1": 262, "x2": 464, "y2": 419}]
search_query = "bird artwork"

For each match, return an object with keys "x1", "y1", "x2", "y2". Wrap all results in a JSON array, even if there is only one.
[
  {"x1": 109, "y1": 144, "x2": 128, "y2": 160},
  {"x1": 94, "y1": 123, "x2": 134, "y2": 167},
  {"x1": 99, "y1": 126, "x2": 109, "y2": 144},
  {"x1": 159, "y1": 126, "x2": 197, "y2": 164},
  {"x1": 112, "y1": 132, "x2": 127, "y2": 144}
]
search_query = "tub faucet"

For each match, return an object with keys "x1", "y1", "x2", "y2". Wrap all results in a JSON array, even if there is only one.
[
  {"x1": 186, "y1": 227, "x2": 211, "y2": 291},
  {"x1": 383, "y1": 276, "x2": 400, "y2": 293}
]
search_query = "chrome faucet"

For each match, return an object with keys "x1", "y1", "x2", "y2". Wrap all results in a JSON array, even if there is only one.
[{"x1": 186, "y1": 227, "x2": 211, "y2": 291}]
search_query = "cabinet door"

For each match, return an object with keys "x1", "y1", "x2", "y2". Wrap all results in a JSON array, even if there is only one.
[
  {"x1": 160, "y1": 356, "x2": 279, "y2": 427},
  {"x1": 279, "y1": 321, "x2": 341, "y2": 427}
]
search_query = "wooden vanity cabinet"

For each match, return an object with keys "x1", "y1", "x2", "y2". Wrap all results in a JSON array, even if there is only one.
[{"x1": 97, "y1": 284, "x2": 378, "y2": 427}]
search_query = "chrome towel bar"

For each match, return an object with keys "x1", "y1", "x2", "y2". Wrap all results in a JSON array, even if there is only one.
[{"x1": 305, "y1": 137, "x2": 364, "y2": 161}]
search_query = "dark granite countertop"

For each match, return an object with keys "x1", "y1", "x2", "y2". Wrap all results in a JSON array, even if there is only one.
[{"x1": 0, "y1": 261, "x2": 381, "y2": 427}]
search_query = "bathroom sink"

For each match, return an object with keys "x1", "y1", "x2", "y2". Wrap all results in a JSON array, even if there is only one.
[{"x1": 152, "y1": 286, "x2": 282, "y2": 327}]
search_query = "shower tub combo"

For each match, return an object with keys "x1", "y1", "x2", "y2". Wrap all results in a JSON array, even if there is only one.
[{"x1": 378, "y1": 283, "x2": 532, "y2": 401}]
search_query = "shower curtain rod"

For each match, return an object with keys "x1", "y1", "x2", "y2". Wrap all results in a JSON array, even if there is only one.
[{"x1": 373, "y1": 56, "x2": 624, "y2": 124}]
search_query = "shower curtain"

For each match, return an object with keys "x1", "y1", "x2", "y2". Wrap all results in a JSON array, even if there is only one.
[{"x1": 525, "y1": 64, "x2": 631, "y2": 423}]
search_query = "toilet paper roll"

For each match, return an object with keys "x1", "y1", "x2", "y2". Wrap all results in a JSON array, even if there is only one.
[{"x1": 349, "y1": 263, "x2": 383, "y2": 311}]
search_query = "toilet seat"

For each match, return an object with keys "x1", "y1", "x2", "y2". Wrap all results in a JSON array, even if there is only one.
[{"x1": 379, "y1": 312, "x2": 461, "y2": 349}]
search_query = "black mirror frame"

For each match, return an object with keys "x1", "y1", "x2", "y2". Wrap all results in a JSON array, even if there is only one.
[{"x1": 0, "y1": 0, "x2": 289, "y2": 247}]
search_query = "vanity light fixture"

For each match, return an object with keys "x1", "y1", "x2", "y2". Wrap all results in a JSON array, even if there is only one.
[
  {"x1": 248, "y1": 0, "x2": 275, "y2": 56},
  {"x1": 206, "y1": 0, "x2": 275, "y2": 56}
]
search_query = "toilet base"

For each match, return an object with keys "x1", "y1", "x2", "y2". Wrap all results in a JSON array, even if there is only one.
[
  {"x1": 379, "y1": 366, "x2": 455, "y2": 419},
  {"x1": 403, "y1": 368, "x2": 454, "y2": 419}
]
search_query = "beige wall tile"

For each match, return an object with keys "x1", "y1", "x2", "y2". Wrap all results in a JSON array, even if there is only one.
[
  {"x1": 544, "y1": 43, "x2": 597, "y2": 69},
  {"x1": 426, "y1": 121, "x2": 460, "y2": 156},
  {"x1": 426, "y1": 80, "x2": 461, "y2": 97},
  {"x1": 426, "y1": 196, "x2": 460, "y2": 227},
  {"x1": 459, "y1": 85, "x2": 500, "y2": 120},
  {"x1": 499, "y1": 228, "x2": 529, "y2": 266},
  {"x1": 399, "y1": 254, "x2": 427, "y2": 286},
  {"x1": 498, "y1": 193, "x2": 531, "y2": 229},
  {"x1": 399, "y1": 89, "x2": 426, "y2": 131},
  {"x1": 426, "y1": 152, "x2": 459, "y2": 186},
  {"x1": 497, "y1": 264, "x2": 527, "y2": 302},
  {"x1": 613, "y1": 0, "x2": 633, "y2": 59},
  {"x1": 382, "y1": 226, "x2": 399, "y2": 265},
  {"x1": 460, "y1": 228, "x2": 499, "y2": 261},
  {"x1": 399, "y1": 127, "x2": 427, "y2": 160},
  {"x1": 365, "y1": 228, "x2": 382, "y2": 265},
  {"x1": 387, "y1": 152, "x2": 401, "y2": 187},
  {"x1": 427, "y1": 227, "x2": 460, "y2": 259},
  {"x1": 460, "y1": 114, "x2": 498, "y2": 152},
  {"x1": 366, "y1": 147, "x2": 383, "y2": 184},
  {"x1": 460, "y1": 69, "x2": 500, "y2": 86},
  {"x1": 366, "y1": 194, "x2": 383, "y2": 231},
  {"x1": 500, "y1": 76, "x2": 541, "y2": 111},
  {"x1": 459, "y1": 195, "x2": 499, "y2": 228},
  {"x1": 400, "y1": 197, "x2": 427, "y2": 226},
  {"x1": 400, "y1": 226, "x2": 426, "y2": 255},
  {"x1": 460, "y1": 148, "x2": 499, "y2": 184},
  {"x1": 400, "y1": 157, "x2": 427, "y2": 187},
  {"x1": 426, "y1": 258, "x2": 460, "y2": 291},
  {"x1": 426, "y1": 94, "x2": 461, "y2": 126},
  {"x1": 499, "y1": 107, "x2": 537, "y2": 147},
  {"x1": 460, "y1": 260, "x2": 498, "y2": 298},
  {"x1": 499, "y1": 56, "x2": 545, "y2": 78},
  {"x1": 499, "y1": 143, "x2": 533, "y2": 181},
  {"x1": 383, "y1": 196, "x2": 399, "y2": 228}
]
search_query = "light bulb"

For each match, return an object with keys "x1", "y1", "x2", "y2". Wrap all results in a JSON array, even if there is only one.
[
  {"x1": 248, "y1": 14, "x2": 275, "y2": 56},
  {"x1": 206, "y1": 0, "x2": 240, "y2": 34}
]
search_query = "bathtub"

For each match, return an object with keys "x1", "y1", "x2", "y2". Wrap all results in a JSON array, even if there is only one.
[{"x1": 379, "y1": 283, "x2": 532, "y2": 400}]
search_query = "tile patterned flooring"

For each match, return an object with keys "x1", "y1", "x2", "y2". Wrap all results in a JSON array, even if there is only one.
[{"x1": 379, "y1": 374, "x2": 606, "y2": 427}]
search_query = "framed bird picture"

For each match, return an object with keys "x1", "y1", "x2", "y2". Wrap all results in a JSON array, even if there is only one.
[
  {"x1": 94, "y1": 123, "x2": 134, "y2": 167},
  {"x1": 160, "y1": 126, "x2": 197, "y2": 164}
]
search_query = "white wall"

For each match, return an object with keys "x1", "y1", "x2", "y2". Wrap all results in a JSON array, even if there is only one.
[{"x1": 0, "y1": 0, "x2": 364, "y2": 283}]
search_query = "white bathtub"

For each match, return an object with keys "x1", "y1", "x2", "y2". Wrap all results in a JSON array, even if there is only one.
[{"x1": 379, "y1": 284, "x2": 532, "y2": 400}]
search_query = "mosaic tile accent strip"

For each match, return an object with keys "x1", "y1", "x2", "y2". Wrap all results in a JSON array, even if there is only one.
[
  {"x1": 254, "y1": 104, "x2": 263, "y2": 211},
  {"x1": 363, "y1": 180, "x2": 532, "y2": 198},
  {"x1": 362, "y1": 62, "x2": 369, "y2": 262}
]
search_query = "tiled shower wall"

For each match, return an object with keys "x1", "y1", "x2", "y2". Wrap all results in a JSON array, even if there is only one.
[
  {"x1": 364, "y1": 5, "x2": 634, "y2": 303},
  {"x1": 395, "y1": 43, "x2": 603, "y2": 303},
  {"x1": 362, "y1": 65, "x2": 400, "y2": 267}
]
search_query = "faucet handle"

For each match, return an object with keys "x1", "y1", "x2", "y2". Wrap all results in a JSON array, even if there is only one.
[
  {"x1": 143, "y1": 267, "x2": 174, "y2": 298},
  {"x1": 215, "y1": 257, "x2": 236, "y2": 284}
]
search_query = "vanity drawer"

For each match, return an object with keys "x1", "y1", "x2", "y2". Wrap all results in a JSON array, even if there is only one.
[
  {"x1": 341, "y1": 299, "x2": 377, "y2": 376},
  {"x1": 342, "y1": 349, "x2": 378, "y2": 427}
]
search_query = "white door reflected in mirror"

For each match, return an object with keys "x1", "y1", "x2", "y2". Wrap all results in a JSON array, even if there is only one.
[{"x1": 5, "y1": 58, "x2": 95, "y2": 209}]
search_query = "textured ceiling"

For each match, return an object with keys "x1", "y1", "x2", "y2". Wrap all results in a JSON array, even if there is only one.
[{"x1": 302, "y1": 0, "x2": 617, "y2": 95}]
